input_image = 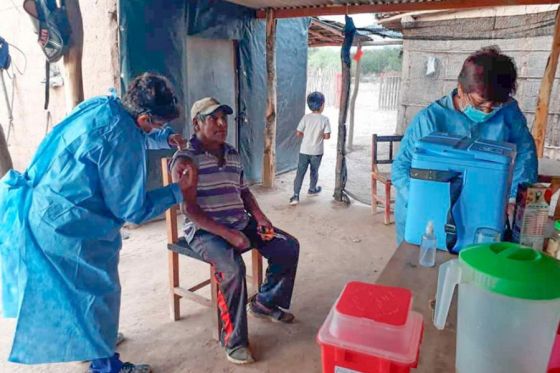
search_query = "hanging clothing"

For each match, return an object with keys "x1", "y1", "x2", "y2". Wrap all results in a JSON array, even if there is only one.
[
  {"x1": 392, "y1": 89, "x2": 538, "y2": 244},
  {"x1": 0, "y1": 93, "x2": 183, "y2": 363}
]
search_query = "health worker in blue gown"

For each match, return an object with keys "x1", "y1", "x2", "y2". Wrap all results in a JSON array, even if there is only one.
[
  {"x1": 392, "y1": 46, "x2": 538, "y2": 244},
  {"x1": 0, "y1": 73, "x2": 192, "y2": 373}
]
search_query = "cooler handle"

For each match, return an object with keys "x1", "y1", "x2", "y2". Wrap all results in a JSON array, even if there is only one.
[{"x1": 433, "y1": 259, "x2": 461, "y2": 330}]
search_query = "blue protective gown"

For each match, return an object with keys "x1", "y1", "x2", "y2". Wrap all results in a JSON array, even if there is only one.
[
  {"x1": 0, "y1": 93, "x2": 183, "y2": 363},
  {"x1": 392, "y1": 90, "x2": 538, "y2": 244}
]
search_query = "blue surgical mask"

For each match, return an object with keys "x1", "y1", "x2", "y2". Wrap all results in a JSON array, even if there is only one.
[{"x1": 463, "y1": 105, "x2": 500, "y2": 123}]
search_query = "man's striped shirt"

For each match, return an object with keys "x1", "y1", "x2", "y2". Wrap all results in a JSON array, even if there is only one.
[{"x1": 171, "y1": 136, "x2": 249, "y2": 240}]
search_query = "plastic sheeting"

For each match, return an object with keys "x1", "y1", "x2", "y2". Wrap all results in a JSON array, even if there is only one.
[{"x1": 119, "y1": 0, "x2": 309, "y2": 186}]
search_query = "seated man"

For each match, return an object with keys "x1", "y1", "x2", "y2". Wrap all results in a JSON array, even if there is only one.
[{"x1": 170, "y1": 97, "x2": 300, "y2": 365}]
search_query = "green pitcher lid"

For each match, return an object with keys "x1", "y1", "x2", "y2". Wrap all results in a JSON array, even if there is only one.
[{"x1": 459, "y1": 242, "x2": 560, "y2": 300}]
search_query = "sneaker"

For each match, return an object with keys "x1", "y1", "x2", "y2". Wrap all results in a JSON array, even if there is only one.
[
  {"x1": 247, "y1": 296, "x2": 295, "y2": 324},
  {"x1": 289, "y1": 195, "x2": 299, "y2": 205},
  {"x1": 308, "y1": 186, "x2": 322, "y2": 195},
  {"x1": 119, "y1": 363, "x2": 152, "y2": 373},
  {"x1": 226, "y1": 346, "x2": 255, "y2": 364}
]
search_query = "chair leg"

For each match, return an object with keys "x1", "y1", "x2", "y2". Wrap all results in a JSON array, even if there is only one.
[
  {"x1": 168, "y1": 251, "x2": 180, "y2": 321},
  {"x1": 371, "y1": 175, "x2": 378, "y2": 214},
  {"x1": 210, "y1": 265, "x2": 220, "y2": 341},
  {"x1": 251, "y1": 250, "x2": 264, "y2": 293},
  {"x1": 384, "y1": 182, "x2": 391, "y2": 225}
]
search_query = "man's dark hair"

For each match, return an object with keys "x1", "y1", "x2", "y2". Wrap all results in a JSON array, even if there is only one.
[
  {"x1": 307, "y1": 91, "x2": 325, "y2": 112},
  {"x1": 122, "y1": 73, "x2": 180, "y2": 121},
  {"x1": 458, "y1": 46, "x2": 517, "y2": 103}
]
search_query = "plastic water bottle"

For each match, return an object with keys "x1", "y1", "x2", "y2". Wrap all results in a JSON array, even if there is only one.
[{"x1": 419, "y1": 221, "x2": 436, "y2": 267}]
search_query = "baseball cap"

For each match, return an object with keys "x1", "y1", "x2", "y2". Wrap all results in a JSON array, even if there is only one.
[{"x1": 190, "y1": 97, "x2": 233, "y2": 121}]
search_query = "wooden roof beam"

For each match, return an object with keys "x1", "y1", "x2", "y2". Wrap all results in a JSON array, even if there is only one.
[{"x1": 256, "y1": 0, "x2": 560, "y2": 19}]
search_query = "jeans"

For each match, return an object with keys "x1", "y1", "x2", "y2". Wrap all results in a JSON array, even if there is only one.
[
  {"x1": 188, "y1": 219, "x2": 299, "y2": 349},
  {"x1": 293, "y1": 153, "x2": 323, "y2": 195}
]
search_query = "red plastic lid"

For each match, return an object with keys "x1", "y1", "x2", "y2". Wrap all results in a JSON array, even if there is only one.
[{"x1": 335, "y1": 281, "x2": 412, "y2": 326}]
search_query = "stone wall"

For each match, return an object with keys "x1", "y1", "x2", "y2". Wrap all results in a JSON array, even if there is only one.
[{"x1": 0, "y1": 0, "x2": 119, "y2": 171}]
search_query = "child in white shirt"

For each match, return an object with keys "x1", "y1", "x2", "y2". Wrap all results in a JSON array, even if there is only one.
[{"x1": 290, "y1": 91, "x2": 331, "y2": 205}]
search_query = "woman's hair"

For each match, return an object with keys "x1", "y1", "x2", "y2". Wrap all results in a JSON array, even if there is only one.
[
  {"x1": 458, "y1": 46, "x2": 517, "y2": 103},
  {"x1": 122, "y1": 73, "x2": 180, "y2": 121},
  {"x1": 307, "y1": 91, "x2": 325, "y2": 112}
]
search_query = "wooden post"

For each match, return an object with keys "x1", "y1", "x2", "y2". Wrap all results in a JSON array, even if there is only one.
[
  {"x1": 532, "y1": 7, "x2": 560, "y2": 157},
  {"x1": 262, "y1": 8, "x2": 277, "y2": 187},
  {"x1": 63, "y1": 0, "x2": 84, "y2": 111},
  {"x1": 348, "y1": 43, "x2": 362, "y2": 151},
  {"x1": 0, "y1": 124, "x2": 12, "y2": 178},
  {"x1": 0, "y1": 70, "x2": 13, "y2": 177}
]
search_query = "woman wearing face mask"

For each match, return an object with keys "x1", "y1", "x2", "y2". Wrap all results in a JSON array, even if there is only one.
[{"x1": 392, "y1": 46, "x2": 538, "y2": 245}]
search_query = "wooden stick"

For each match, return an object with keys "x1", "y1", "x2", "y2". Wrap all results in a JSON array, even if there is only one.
[
  {"x1": 262, "y1": 8, "x2": 277, "y2": 187},
  {"x1": 63, "y1": 0, "x2": 84, "y2": 111},
  {"x1": 348, "y1": 43, "x2": 362, "y2": 151},
  {"x1": 532, "y1": 7, "x2": 560, "y2": 157},
  {"x1": 0, "y1": 123, "x2": 12, "y2": 178}
]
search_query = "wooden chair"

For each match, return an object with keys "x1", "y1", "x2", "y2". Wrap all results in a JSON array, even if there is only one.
[
  {"x1": 371, "y1": 134, "x2": 403, "y2": 225},
  {"x1": 161, "y1": 158, "x2": 264, "y2": 337}
]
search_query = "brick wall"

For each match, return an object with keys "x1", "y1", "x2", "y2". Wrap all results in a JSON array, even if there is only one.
[
  {"x1": 396, "y1": 36, "x2": 560, "y2": 157},
  {"x1": 0, "y1": 0, "x2": 118, "y2": 171}
]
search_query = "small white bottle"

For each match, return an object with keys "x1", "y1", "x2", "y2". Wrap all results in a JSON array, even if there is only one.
[{"x1": 419, "y1": 221, "x2": 436, "y2": 267}]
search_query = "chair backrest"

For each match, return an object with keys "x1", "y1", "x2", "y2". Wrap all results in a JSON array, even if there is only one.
[
  {"x1": 372, "y1": 134, "x2": 403, "y2": 171},
  {"x1": 161, "y1": 157, "x2": 180, "y2": 244}
]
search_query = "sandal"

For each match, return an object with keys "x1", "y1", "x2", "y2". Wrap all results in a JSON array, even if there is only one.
[{"x1": 247, "y1": 296, "x2": 295, "y2": 323}]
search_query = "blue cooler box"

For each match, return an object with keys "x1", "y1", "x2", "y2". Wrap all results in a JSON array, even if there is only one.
[{"x1": 405, "y1": 133, "x2": 515, "y2": 252}]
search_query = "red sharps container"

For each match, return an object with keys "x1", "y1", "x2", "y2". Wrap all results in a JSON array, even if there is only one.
[{"x1": 317, "y1": 281, "x2": 424, "y2": 373}]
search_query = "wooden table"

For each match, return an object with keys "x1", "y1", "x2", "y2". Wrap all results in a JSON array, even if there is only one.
[{"x1": 376, "y1": 242, "x2": 457, "y2": 373}]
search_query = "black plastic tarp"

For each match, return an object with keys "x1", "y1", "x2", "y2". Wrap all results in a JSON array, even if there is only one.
[{"x1": 119, "y1": 0, "x2": 309, "y2": 187}]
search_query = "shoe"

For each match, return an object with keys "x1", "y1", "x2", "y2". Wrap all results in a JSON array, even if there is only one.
[
  {"x1": 119, "y1": 363, "x2": 152, "y2": 373},
  {"x1": 226, "y1": 346, "x2": 255, "y2": 364},
  {"x1": 308, "y1": 186, "x2": 322, "y2": 195},
  {"x1": 289, "y1": 195, "x2": 299, "y2": 205},
  {"x1": 247, "y1": 296, "x2": 295, "y2": 324}
]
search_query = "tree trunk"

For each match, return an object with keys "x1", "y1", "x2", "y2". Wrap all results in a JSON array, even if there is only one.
[{"x1": 333, "y1": 16, "x2": 355, "y2": 204}]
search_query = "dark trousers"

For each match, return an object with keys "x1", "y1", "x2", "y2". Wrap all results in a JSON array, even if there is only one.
[
  {"x1": 188, "y1": 219, "x2": 299, "y2": 349},
  {"x1": 293, "y1": 153, "x2": 323, "y2": 195}
]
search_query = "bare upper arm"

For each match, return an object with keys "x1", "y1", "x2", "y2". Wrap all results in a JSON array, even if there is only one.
[
  {"x1": 323, "y1": 133, "x2": 331, "y2": 140},
  {"x1": 171, "y1": 157, "x2": 198, "y2": 205},
  {"x1": 296, "y1": 131, "x2": 304, "y2": 138}
]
